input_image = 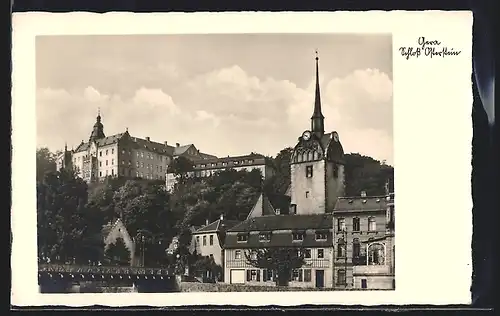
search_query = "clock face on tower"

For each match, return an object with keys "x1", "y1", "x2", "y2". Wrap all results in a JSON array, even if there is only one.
[
  {"x1": 302, "y1": 131, "x2": 312, "y2": 141},
  {"x1": 332, "y1": 132, "x2": 339, "y2": 142}
]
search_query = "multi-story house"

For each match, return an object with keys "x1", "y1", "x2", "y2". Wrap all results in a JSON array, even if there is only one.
[
  {"x1": 62, "y1": 111, "x2": 216, "y2": 184},
  {"x1": 165, "y1": 153, "x2": 275, "y2": 192},
  {"x1": 223, "y1": 214, "x2": 335, "y2": 288},
  {"x1": 332, "y1": 191, "x2": 395, "y2": 290},
  {"x1": 191, "y1": 215, "x2": 240, "y2": 267}
]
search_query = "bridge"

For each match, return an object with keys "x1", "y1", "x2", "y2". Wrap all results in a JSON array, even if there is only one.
[{"x1": 38, "y1": 264, "x2": 177, "y2": 293}]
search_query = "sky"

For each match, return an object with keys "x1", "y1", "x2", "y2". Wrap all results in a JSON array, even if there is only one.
[{"x1": 36, "y1": 34, "x2": 393, "y2": 165}]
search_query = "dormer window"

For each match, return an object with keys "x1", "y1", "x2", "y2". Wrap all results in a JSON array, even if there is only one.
[
  {"x1": 237, "y1": 233, "x2": 248, "y2": 242},
  {"x1": 315, "y1": 231, "x2": 329, "y2": 241},
  {"x1": 259, "y1": 232, "x2": 272, "y2": 242},
  {"x1": 234, "y1": 161, "x2": 239, "y2": 165},
  {"x1": 248, "y1": 159, "x2": 254, "y2": 164},
  {"x1": 292, "y1": 232, "x2": 305, "y2": 241}
]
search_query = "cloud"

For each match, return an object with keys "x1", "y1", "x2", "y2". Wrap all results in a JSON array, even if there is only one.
[{"x1": 37, "y1": 65, "x2": 393, "y2": 164}]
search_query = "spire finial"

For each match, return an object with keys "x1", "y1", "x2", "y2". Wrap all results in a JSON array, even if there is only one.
[
  {"x1": 126, "y1": 127, "x2": 128, "y2": 132},
  {"x1": 98, "y1": 107, "x2": 101, "y2": 116},
  {"x1": 315, "y1": 49, "x2": 319, "y2": 60}
]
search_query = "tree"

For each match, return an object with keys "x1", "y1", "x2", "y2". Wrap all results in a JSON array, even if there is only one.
[
  {"x1": 112, "y1": 180, "x2": 176, "y2": 266},
  {"x1": 168, "y1": 156, "x2": 195, "y2": 187},
  {"x1": 344, "y1": 153, "x2": 394, "y2": 196},
  {"x1": 266, "y1": 147, "x2": 293, "y2": 195},
  {"x1": 37, "y1": 169, "x2": 103, "y2": 264},
  {"x1": 36, "y1": 147, "x2": 57, "y2": 182},
  {"x1": 105, "y1": 237, "x2": 131, "y2": 266},
  {"x1": 245, "y1": 247, "x2": 306, "y2": 286}
]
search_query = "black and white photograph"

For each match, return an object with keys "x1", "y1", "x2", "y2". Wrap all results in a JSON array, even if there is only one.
[
  {"x1": 35, "y1": 33, "x2": 395, "y2": 293},
  {"x1": 11, "y1": 11, "x2": 473, "y2": 306}
]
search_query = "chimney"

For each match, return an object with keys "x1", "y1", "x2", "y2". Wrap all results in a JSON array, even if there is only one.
[
  {"x1": 176, "y1": 143, "x2": 180, "y2": 147},
  {"x1": 361, "y1": 191, "x2": 367, "y2": 197},
  {"x1": 220, "y1": 214, "x2": 224, "y2": 221},
  {"x1": 146, "y1": 137, "x2": 150, "y2": 142},
  {"x1": 206, "y1": 219, "x2": 209, "y2": 226},
  {"x1": 164, "y1": 141, "x2": 168, "y2": 146}
]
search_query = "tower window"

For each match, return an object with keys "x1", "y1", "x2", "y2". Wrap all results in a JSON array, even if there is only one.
[
  {"x1": 306, "y1": 166, "x2": 313, "y2": 178},
  {"x1": 305, "y1": 191, "x2": 310, "y2": 198},
  {"x1": 333, "y1": 165, "x2": 339, "y2": 178}
]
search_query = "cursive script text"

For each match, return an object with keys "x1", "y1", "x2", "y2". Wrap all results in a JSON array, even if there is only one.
[{"x1": 399, "y1": 37, "x2": 461, "y2": 60}]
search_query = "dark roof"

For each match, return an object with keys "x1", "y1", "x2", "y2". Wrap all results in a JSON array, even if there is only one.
[
  {"x1": 267, "y1": 194, "x2": 291, "y2": 214},
  {"x1": 193, "y1": 218, "x2": 240, "y2": 234},
  {"x1": 228, "y1": 214, "x2": 334, "y2": 233},
  {"x1": 225, "y1": 226, "x2": 333, "y2": 249},
  {"x1": 334, "y1": 196, "x2": 389, "y2": 213},
  {"x1": 74, "y1": 132, "x2": 177, "y2": 156}
]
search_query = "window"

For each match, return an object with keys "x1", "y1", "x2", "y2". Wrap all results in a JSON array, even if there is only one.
[
  {"x1": 111, "y1": 159, "x2": 114, "y2": 165},
  {"x1": 333, "y1": 165, "x2": 339, "y2": 178},
  {"x1": 203, "y1": 236, "x2": 207, "y2": 246},
  {"x1": 136, "y1": 152, "x2": 139, "y2": 157},
  {"x1": 291, "y1": 269, "x2": 302, "y2": 282},
  {"x1": 106, "y1": 150, "x2": 108, "y2": 155},
  {"x1": 315, "y1": 231, "x2": 328, "y2": 240},
  {"x1": 222, "y1": 162, "x2": 227, "y2": 166},
  {"x1": 305, "y1": 191, "x2": 310, "y2": 198},
  {"x1": 337, "y1": 218, "x2": 346, "y2": 232},
  {"x1": 141, "y1": 162, "x2": 144, "y2": 168},
  {"x1": 122, "y1": 150, "x2": 125, "y2": 154},
  {"x1": 99, "y1": 171, "x2": 102, "y2": 177},
  {"x1": 337, "y1": 238, "x2": 346, "y2": 257},
  {"x1": 361, "y1": 279, "x2": 367, "y2": 289},
  {"x1": 121, "y1": 160, "x2": 125, "y2": 165},
  {"x1": 304, "y1": 269, "x2": 312, "y2": 282},
  {"x1": 337, "y1": 269, "x2": 346, "y2": 285},
  {"x1": 141, "y1": 152, "x2": 144, "y2": 158},
  {"x1": 160, "y1": 166, "x2": 162, "y2": 172},
  {"x1": 136, "y1": 161, "x2": 139, "y2": 167},
  {"x1": 234, "y1": 161, "x2": 239, "y2": 165},
  {"x1": 99, "y1": 161, "x2": 102, "y2": 167},
  {"x1": 106, "y1": 160, "x2": 108, "y2": 166},
  {"x1": 111, "y1": 148, "x2": 114, "y2": 154},
  {"x1": 304, "y1": 249, "x2": 312, "y2": 258},
  {"x1": 263, "y1": 269, "x2": 273, "y2": 281},
  {"x1": 306, "y1": 165, "x2": 313, "y2": 178},
  {"x1": 99, "y1": 151, "x2": 102, "y2": 157},
  {"x1": 368, "y1": 217, "x2": 376, "y2": 231},
  {"x1": 237, "y1": 234, "x2": 248, "y2": 242},
  {"x1": 353, "y1": 217, "x2": 360, "y2": 231},
  {"x1": 317, "y1": 249, "x2": 325, "y2": 259},
  {"x1": 353, "y1": 238, "x2": 361, "y2": 258},
  {"x1": 368, "y1": 243, "x2": 385, "y2": 265},
  {"x1": 235, "y1": 250, "x2": 242, "y2": 259},
  {"x1": 209, "y1": 235, "x2": 214, "y2": 246},
  {"x1": 111, "y1": 169, "x2": 114, "y2": 176},
  {"x1": 259, "y1": 232, "x2": 271, "y2": 242},
  {"x1": 292, "y1": 232, "x2": 305, "y2": 241},
  {"x1": 247, "y1": 269, "x2": 260, "y2": 282}
]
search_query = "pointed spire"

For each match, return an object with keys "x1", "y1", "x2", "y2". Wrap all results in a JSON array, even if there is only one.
[
  {"x1": 311, "y1": 50, "x2": 325, "y2": 137},
  {"x1": 97, "y1": 107, "x2": 101, "y2": 122}
]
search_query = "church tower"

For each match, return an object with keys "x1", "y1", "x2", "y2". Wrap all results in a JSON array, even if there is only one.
[{"x1": 290, "y1": 52, "x2": 345, "y2": 215}]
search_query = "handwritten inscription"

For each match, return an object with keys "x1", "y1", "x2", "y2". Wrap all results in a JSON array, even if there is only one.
[{"x1": 399, "y1": 37, "x2": 461, "y2": 60}]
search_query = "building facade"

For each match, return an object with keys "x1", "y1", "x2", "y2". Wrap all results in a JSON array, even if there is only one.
[
  {"x1": 61, "y1": 111, "x2": 216, "y2": 184},
  {"x1": 165, "y1": 153, "x2": 275, "y2": 192},
  {"x1": 332, "y1": 191, "x2": 395, "y2": 290},
  {"x1": 191, "y1": 215, "x2": 240, "y2": 267},
  {"x1": 223, "y1": 214, "x2": 335, "y2": 288}
]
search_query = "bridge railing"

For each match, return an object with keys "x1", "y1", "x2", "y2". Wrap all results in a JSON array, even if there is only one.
[{"x1": 38, "y1": 264, "x2": 174, "y2": 276}]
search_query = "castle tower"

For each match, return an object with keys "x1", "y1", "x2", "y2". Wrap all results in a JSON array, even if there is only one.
[
  {"x1": 290, "y1": 52, "x2": 345, "y2": 215},
  {"x1": 89, "y1": 108, "x2": 106, "y2": 142}
]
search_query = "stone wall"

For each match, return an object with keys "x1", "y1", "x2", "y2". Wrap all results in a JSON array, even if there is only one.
[{"x1": 179, "y1": 282, "x2": 386, "y2": 292}]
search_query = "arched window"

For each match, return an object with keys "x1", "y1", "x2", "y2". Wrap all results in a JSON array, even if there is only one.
[
  {"x1": 337, "y1": 238, "x2": 346, "y2": 258},
  {"x1": 368, "y1": 243, "x2": 385, "y2": 265},
  {"x1": 368, "y1": 217, "x2": 376, "y2": 231},
  {"x1": 307, "y1": 151, "x2": 313, "y2": 161},
  {"x1": 301, "y1": 152, "x2": 307, "y2": 162},
  {"x1": 313, "y1": 151, "x2": 318, "y2": 160}
]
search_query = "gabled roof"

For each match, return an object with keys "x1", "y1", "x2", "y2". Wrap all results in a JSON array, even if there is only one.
[
  {"x1": 174, "y1": 144, "x2": 194, "y2": 156},
  {"x1": 228, "y1": 214, "x2": 334, "y2": 233},
  {"x1": 334, "y1": 196, "x2": 389, "y2": 213},
  {"x1": 193, "y1": 218, "x2": 240, "y2": 234},
  {"x1": 267, "y1": 194, "x2": 291, "y2": 214}
]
